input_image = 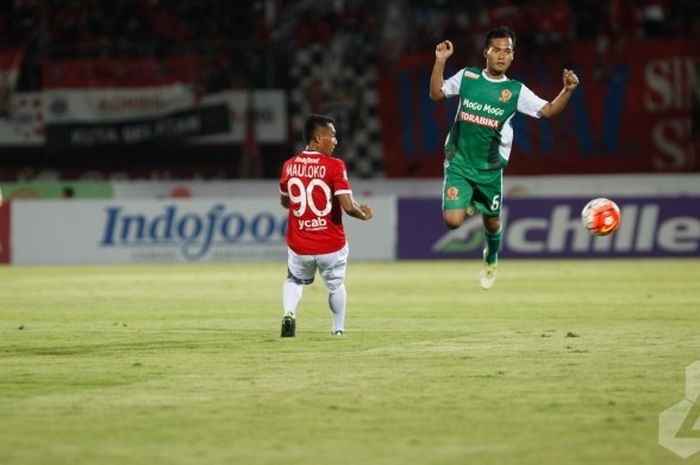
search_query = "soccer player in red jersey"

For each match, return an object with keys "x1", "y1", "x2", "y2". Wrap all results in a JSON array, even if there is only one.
[{"x1": 279, "y1": 114, "x2": 373, "y2": 337}]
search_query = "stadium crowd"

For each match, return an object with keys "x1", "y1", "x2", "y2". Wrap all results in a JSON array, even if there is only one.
[
  {"x1": 2, "y1": 0, "x2": 698, "y2": 91},
  {"x1": 1, "y1": 0, "x2": 697, "y2": 181}
]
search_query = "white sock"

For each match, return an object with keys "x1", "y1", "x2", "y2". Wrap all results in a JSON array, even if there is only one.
[
  {"x1": 283, "y1": 279, "x2": 303, "y2": 316},
  {"x1": 328, "y1": 284, "x2": 346, "y2": 332}
]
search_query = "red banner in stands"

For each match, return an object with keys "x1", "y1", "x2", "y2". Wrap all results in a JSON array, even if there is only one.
[
  {"x1": 379, "y1": 39, "x2": 698, "y2": 176},
  {"x1": 43, "y1": 55, "x2": 202, "y2": 88}
]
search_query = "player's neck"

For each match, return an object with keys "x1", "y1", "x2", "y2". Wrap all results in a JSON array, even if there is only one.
[
  {"x1": 484, "y1": 68, "x2": 505, "y2": 80},
  {"x1": 305, "y1": 145, "x2": 326, "y2": 154}
]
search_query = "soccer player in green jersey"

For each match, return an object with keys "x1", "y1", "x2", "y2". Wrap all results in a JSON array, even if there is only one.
[{"x1": 429, "y1": 26, "x2": 579, "y2": 289}]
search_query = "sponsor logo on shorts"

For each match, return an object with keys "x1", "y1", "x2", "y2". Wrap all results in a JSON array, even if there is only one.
[{"x1": 447, "y1": 186, "x2": 459, "y2": 200}]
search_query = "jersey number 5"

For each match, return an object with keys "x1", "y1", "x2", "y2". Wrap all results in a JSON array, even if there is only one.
[{"x1": 287, "y1": 177, "x2": 332, "y2": 217}]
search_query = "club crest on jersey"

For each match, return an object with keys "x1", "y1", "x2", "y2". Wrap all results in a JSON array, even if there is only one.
[
  {"x1": 447, "y1": 186, "x2": 459, "y2": 200},
  {"x1": 463, "y1": 70, "x2": 479, "y2": 79},
  {"x1": 499, "y1": 89, "x2": 512, "y2": 103}
]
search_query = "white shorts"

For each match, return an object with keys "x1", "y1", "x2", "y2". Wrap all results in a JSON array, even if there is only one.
[{"x1": 287, "y1": 243, "x2": 349, "y2": 292}]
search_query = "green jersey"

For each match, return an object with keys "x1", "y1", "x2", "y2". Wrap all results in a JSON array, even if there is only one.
[{"x1": 442, "y1": 67, "x2": 547, "y2": 171}]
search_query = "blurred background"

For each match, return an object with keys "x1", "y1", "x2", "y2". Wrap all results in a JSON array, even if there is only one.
[
  {"x1": 1, "y1": 0, "x2": 699, "y2": 266},
  {"x1": 0, "y1": 0, "x2": 698, "y2": 182}
]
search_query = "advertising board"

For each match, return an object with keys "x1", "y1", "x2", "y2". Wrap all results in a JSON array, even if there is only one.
[
  {"x1": 398, "y1": 197, "x2": 700, "y2": 259},
  {"x1": 10, "y1": 197, "x2": 395, "y2": 264}
]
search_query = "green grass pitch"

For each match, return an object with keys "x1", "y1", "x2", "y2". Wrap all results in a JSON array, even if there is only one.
[{"x1": 1, "y1": 259, "x2": 699, "y2": 465}]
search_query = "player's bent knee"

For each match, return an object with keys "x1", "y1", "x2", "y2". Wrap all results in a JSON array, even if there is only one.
[
  {"x1": 444, "y1": 217, "x2": 464, "y2": 230},
  {"x1": 483, "y1": 216, "x2": 501, "y2": 233},
  {"x1": 443, "y1": 210, "x2": 466, "y2": 229},
  {"x1": 324, "y1": 278, "x2": 344, "y2": 293}
]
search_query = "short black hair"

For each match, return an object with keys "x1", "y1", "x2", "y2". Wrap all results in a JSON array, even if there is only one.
[
  {"x1": 484, "y1": 26, "x2": 516, "y2": 50},
  {"x1": 304, "y1": 114, "x2": 334, "y2": 144}
]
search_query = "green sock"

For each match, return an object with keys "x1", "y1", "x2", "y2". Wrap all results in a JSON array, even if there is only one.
[{"x1": 484, "y1": 227, "x2": 502, "y2": 265}]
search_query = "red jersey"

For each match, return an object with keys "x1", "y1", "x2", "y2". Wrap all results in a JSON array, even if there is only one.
[{"x1": 279, "y1": 150, "x2": 352, "y2": 255}]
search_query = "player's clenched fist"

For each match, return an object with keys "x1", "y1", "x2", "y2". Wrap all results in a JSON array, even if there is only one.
[
  {"x1": 563, "y1": 69, "x2": 580, "y2": 91},
  {"x1": 360, "y1": 204, "x2": 373, "y2": 220},
  {"x1": 435, "y1": 40, "x2": 453, "y2": 61}
]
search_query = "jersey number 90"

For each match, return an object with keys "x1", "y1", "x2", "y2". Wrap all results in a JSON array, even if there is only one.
[{"x1": 287, "y1": 177, "x2": 332, "y2": 217}]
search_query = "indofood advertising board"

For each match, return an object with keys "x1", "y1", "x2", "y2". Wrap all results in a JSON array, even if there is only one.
[{"x1": 10, "y1": 198, "x2": 395, "y2": 264}]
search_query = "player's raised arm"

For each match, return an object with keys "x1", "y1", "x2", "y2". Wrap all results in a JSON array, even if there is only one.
[
  {"x1": 538, "y1": 68, "x2": 580, "y2": 119},
  {"x1": 338, "y1": 193, "x2": 373, "y2": 221},
  {"x1": 429, "y1": 40, "x2": 453, "y2": 101}
]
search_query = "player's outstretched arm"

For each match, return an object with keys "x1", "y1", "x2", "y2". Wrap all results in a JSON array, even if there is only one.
[
  {"x1": 538, "y1": 68, "x2": 580, "y2": 119},
  {"x1": 429, "y1": 40, "x2": 453, "y2": 101},
  {"x1": 338, "y1": 193, "x2": 373, "y2": 221}
]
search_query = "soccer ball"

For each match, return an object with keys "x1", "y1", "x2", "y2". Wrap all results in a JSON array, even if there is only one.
[{"x1": 581, "y1": 198, "x2": 621, "y2": 236}]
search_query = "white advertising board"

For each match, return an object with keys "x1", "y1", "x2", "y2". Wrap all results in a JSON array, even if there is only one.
[
  {"x1": 0, "y1": 89, "x2": 287, "y2": 147},
  {"x1": 11, "y1": 197, "x2": 395, "y2": 264},
  {"x1": 43, "y1": 85, "x2": 194, "y2": 123},
  {"x1": 44, "y1": 87, "x2": 288, "y2": 143}
]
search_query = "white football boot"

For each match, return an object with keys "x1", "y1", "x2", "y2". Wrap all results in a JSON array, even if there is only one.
[{"x1": 479, "y1": 248, "x2": 497, "y2": 290}]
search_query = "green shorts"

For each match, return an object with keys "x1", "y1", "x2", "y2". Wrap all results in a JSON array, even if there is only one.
[{"x1": 442, "y1": 163, "x2": 503, "y2": 217}]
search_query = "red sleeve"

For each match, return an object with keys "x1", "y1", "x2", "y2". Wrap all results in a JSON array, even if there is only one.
[
  {"x1": 332, "y1": 158, "x2": 351, "y2": 195},
  {"x1": 279, "y1": 161, "x2": 289, "y2": 195}
]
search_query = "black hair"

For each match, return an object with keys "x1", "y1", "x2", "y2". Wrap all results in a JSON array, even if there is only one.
[
  {"x1": 484, "y1": 26, "x2": 516, "y2": 50},
  {"x1": 304, "y1": 114, "x2": 334, "y2": 144}
]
